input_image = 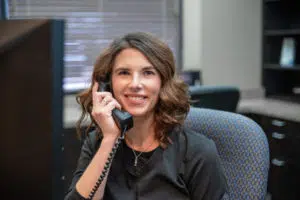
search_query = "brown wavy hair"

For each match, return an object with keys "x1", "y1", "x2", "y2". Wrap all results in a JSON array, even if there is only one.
[{"x1": 76, "y1": 32, "x2": 190, "y2": 147}]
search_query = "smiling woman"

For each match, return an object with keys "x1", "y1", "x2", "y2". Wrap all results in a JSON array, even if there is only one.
[
  {"x1": 111, "y1": 48, "x2": 162, "y2": 119},
  {"x1": 65, "y1": 32, "x2": 228, "y2": 200},
  {"x1": 77, "y1": 32, "x2": 189, "y2": 148}
]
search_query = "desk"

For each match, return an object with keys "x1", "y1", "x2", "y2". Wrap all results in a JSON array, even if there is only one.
[
  {"x1": 238, "y1": 98, "x2": 300, "y2": 200},
  {"x1": 238, "y1": 98, "x2": 300, "y2": 123}
]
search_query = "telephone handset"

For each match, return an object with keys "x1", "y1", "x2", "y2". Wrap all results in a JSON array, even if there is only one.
[
  {"x1": 97, "y1": 79, "x2": 133, "y2": 137},
  {"x1": 87, "y1": 78, "x2": 134, "y2": 200}
]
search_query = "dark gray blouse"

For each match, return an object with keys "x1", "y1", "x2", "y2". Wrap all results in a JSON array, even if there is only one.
[{"x1": 64, "y1": 127, "x2": 228, "y2": 200}]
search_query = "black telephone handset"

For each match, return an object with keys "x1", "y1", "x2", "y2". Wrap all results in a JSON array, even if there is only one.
[{"x1": 98, "y1": 80, "x2": 133, "y2": 138}]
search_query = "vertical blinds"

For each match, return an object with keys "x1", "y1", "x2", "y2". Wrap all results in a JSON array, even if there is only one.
[{"x1": 8, "y1": 0, "x2": 180, "y2": 93}]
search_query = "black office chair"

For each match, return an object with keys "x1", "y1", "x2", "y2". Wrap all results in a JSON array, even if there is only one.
[{"x1": 188, "y1": 85, "x2": 240, "y2": 112}]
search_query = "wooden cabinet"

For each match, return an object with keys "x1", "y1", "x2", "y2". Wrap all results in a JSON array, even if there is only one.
[
  {"x1": 0, "y1": 20, "x2": 65, "y2": 199},
  {"x1": 245, "y1": 113, "x2": 300, "y2": 200},
  {"x1": 262, "y1": 0, "x2": 300, "y2": 99}
]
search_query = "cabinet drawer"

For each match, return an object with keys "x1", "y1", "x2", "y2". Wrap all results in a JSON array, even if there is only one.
[
  {"x1": 261, "y1": 116, "x2": 300, "y2": 158},
  {"x1": 268, "y1": 156, "x2": 296, "y2": 200},
  {"x1": 244, "y1": 114, "x2": 300, "y2": 199},
  {"x1": 262, "y1": 117, "x2": 290, "y2": 134},
  {"x1": 261, "y1": 117, "x2": 300, "y2": 135},
  {"x1": 262, "y1": 118, "x2": 290, "y2": 156},
  {"x1": 268, "y1": 133, "x2": 290, "y2": 158}
]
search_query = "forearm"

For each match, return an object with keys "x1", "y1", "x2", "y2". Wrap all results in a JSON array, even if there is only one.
[
  {"x1": 91, "y1": 173, "x2": 108, "y2": 200},
  {"x1": 75, "y1": 136, "x2": 118, "y2": 199}
]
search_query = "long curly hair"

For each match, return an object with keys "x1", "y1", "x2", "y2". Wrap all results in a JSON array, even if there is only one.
[{"x1": 76, "y1": 32, "x2": 190, "y2": 147}]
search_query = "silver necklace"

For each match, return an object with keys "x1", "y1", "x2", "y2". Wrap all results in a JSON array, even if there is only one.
[
  {"x1": 128, "y1": 140, "x2": 155, "y2": 167},
  {"x1": 132, "y1": 150, "x2": 144, "y2": 167}
]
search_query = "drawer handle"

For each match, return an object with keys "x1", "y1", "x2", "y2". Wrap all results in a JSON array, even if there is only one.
[
  {"x1": 271, "y1": 119, "x2": 286, "y2": 127},
  {"x1": 272, "y1": 132, "x2": 286, "y2": 140},
  {"x1": 271, "y1": 158, "x2": 285, "y2": 167}
]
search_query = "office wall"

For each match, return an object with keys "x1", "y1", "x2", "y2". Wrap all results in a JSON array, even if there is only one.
[
  {"x1": 182, "y1": 0, "x2": 202, "y2": 71},
  {"x1": 183, "y1": 0, "x2": 262, "y2": 90}
]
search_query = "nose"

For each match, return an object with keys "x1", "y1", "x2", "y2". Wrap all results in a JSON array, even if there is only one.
[{"x1": 128, "y1": 73, "x2": 142, "y2": 90}]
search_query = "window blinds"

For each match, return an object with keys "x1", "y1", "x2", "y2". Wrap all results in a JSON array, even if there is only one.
[{"x1": 8, "y1": 0, "x2": 180, "y2": 93}]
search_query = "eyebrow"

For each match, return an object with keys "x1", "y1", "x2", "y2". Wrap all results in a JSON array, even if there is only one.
[
  {"x1": 113, "y1": 66, "x2": 155, "y2": 71},
  {"x1": 142, "y1": 66, "x2": 155, "y2": 70}
]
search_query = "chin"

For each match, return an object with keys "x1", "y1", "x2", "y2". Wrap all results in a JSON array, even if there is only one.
[
  {"x1": 125, "y1": 107, "x2": 153, "y2": 118},
  {"x1": 127, "y1": 110, "x2": 148, "y2": 117}
]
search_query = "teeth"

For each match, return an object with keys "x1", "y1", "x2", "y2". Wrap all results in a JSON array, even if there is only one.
[{"x1": 128, "y1": 96, "x2": 144, "y2": 100}]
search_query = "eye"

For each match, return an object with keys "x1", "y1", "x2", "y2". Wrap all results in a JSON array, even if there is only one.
[
  {"x1": 144, "y1": 70, "x2": 155, "y2": 76},
  {"x1": 118, "y1": 70, "x2": 130, "y2": 75}
]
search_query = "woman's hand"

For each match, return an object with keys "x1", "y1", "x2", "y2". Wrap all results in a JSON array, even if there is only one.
[{"x1": 91, "y1": 82, "x2": 122, "y2": 139}]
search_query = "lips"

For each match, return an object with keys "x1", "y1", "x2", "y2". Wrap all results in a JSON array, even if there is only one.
[{"x1": 125, "y1": 94, "x2": 147, "y2": 105}]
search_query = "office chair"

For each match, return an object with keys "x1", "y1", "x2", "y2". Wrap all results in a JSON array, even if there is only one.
[
  {"x1": 185, "y1": 107, "x2": 269, "y2": 199},
  {"x1": 188, "y1": 85, "x2": 240, "y2": 112}
]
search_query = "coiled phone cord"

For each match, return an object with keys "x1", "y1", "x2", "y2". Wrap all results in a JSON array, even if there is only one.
[{"x1": 87, "y1": 126, "x2": 127, "y2": 200}]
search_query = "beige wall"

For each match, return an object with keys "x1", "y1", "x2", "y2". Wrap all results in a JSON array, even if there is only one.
[
  {"x1": 183, "y1": 0, "x2": 202, "y2": 70},
  {"x1": 183, "y1": 0, "x2": 262, "y2": 90}
]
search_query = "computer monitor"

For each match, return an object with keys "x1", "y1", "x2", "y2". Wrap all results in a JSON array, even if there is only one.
[{"x1": 179, "y1": 70, "x2": 201, "y2": 86}]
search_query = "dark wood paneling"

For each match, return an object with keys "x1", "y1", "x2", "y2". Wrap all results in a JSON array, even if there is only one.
[{"x1": 0, "y1": 19, "x2": 64, "y2": 199}]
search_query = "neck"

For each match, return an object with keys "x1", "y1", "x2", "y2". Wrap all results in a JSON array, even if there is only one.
[{"x1": 125, "y1": 113, "x2": 158, "y2": 151}]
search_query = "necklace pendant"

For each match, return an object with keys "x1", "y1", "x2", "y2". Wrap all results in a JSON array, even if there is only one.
[{"x1": 134, "y1": 157, "x2": 138, "y2": 167}]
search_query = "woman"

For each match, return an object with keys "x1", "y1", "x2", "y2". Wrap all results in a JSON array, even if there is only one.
[{"x1": 65, "y1": 32, "x2": 227, "y2": 200}]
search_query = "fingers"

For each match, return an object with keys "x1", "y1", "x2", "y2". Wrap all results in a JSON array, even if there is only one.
[
  {"x1": 106, "y1": 100, "x2": 122, "y2": 111},
  {"x1": 92, "y1": 82, "x2": 111, "y2": 105},
  {"x1": 92, "y1": 82, "x2": 100, "y2": 106},
  {"x1": 100, "y1": 95, "x2": 112, "y2": 106},
  {"x1": 114, "y1": 101, "x2": 122, "y2": 110},
  {"x1": 100, "y1": 96, "x2": 122, "y2": 110},
  {"x1": 107, "y1": 99, "x2": 122, "y2": 110},
  {"x1": 92, "y1": 81, "x2": 99, "y2": 94},
  {"x1": 92, "y1": 81, "x2": 121, "y2": 110}
]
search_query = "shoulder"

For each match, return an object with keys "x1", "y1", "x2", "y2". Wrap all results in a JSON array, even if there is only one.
[
  {"x1": 86, "y1": 129, "x2": 100, "y2": 142},
  {"x1": 177, "y1": 128, "x2": 228, "y2": 199},
  {"x1": 181, "y1": 127, "x2": 219, "y2": 163},
  {"x1": 81, "y1": 130, "x2": 102, "y2": 155}
]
